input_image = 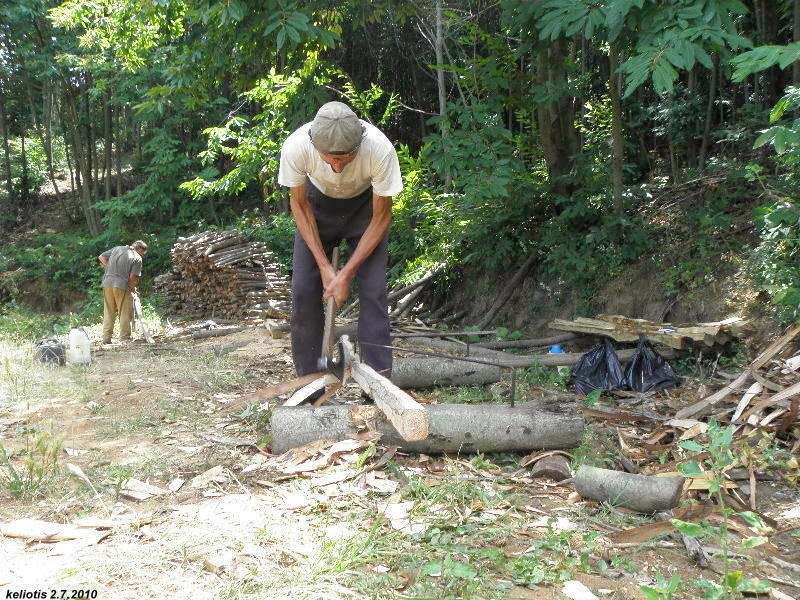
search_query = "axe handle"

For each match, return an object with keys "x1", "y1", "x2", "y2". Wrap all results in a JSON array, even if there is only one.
[{"x1": 320, "y1": 246, "x2": 339, "y2": 362}]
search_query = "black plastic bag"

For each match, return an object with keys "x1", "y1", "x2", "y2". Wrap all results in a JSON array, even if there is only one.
[
  {"x1": 569, "y1": 338, "x2": 624, "y2": 395},
  {"x1": 34, "y1": 338, "x2": 66, "y2": 366},
  {"x1": 623, "y1": 334, "x2": 680, "y2": 392}
]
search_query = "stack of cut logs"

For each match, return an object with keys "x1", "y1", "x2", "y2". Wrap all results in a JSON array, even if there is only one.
[{"x1": 154, "y1": 230, "x2": 291, "y2": 322}]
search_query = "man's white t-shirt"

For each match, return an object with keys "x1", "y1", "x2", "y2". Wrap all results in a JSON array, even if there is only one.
[{"x1": 278, "y1": 120, "x2": 403, "y2": 199}]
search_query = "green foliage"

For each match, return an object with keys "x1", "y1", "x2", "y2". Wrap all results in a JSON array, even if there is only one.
[
  {"x1": 731, "y1": 42, "x2": 800, "y2": 82},
  {"x1": 0, "y1": 428, "x2": 63, "y2": 499},
  {"x1": 658, "y1": 195, "x2": 737, "y2": 300},
  {"x1": 676, "y1": 422, "x2": 772, "y2": 598},
  {"x1": 421, "y1": 102, "x2": 540, "y2": 271},
  {"x1": 503, "y1": 0, "x2": 750, "y2": 97},
  {"x1": 511, "y1": 524, "x2": 602, "y2": 586},
  {"x1": 752, "y1": 201, "x2": 800, "y2": 317},
  {"x1": 96, "y1": 129, "x2": 196, "y2": 233},
  {"x1": 541, "y1": 194, "x2": 653, "y2": 302},
  {"x1": 238, "y1": 210, "x2": 296, "y2": 268},
  {"x1": 640, "y1": 573, "x2": 684, "y2": 599},
  {"x1": 0, "y1": 232, "x2": 104, "y2": 309},
  {"x1": 0, "y1": 308, "x2": 71, "y2": 342}
]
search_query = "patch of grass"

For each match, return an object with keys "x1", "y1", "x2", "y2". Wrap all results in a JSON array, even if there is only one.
[
  {"x1": 569, "y1": 426, "x2": 621, "y2": 469},
  {"x1": 98, "y1": 414, "x2": 162, "y2": 438},
  {"x1": 428, "y1": 384, "x2": 488, "y2": 404},
  {"x1": 0, "y1": 427, "x2": 63, "y2": 498}
]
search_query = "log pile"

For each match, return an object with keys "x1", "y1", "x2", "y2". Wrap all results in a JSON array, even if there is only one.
[
  {"x1": 549, "y1": 314, "x2": 748, "y2": 350},
  {"x1": 154, "y1": 230, "x2": 291, "y2": 322}
]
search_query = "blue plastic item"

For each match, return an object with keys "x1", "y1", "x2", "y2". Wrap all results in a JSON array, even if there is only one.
[{"x1": 549, "y1": 345, "x2": 564, "y2": 354}]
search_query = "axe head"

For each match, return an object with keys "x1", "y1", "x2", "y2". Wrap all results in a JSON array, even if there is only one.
[{"x1": 316, "y1": 340, "x2": 346, "y2": 380}]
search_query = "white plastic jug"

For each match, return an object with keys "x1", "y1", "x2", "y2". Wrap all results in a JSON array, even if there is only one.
[{"x1": 68, "y1": 327, "x2": 91, "y2": 365}]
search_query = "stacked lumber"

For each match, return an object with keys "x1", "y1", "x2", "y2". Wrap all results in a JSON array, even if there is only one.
[
  {"x1": 154, "y1": 230, "x2": 291, "y2": 322},
  {"x1": 548, "y1": 314, "x2": 747, "y2": 350}
]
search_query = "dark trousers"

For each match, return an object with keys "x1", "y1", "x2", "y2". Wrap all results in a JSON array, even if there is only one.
[{"x1": 290, "y1": 181, "x2": 392, "y2": 378}]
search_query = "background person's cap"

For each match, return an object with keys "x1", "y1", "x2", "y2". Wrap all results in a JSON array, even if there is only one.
[{"x1": 309, "y1": 102, "x2": 363, "y2": 154}]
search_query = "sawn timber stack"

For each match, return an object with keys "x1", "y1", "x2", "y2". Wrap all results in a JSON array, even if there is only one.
[
  {"x1": 549, "y1": 315, "x2": 747, "y2": 350},
  {"x1": 154, "y1": 230, "x2": 291, "y2": 322}
]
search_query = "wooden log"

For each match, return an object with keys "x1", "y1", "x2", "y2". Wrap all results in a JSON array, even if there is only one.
[
  {"x1": 475, "y1": 333, "x2": 578, "y2": 350},
  {"x1": 391, "y1": 357, "x2": 503, "y2": 388},
  {"x1": 529, "y1": 454, "x2": 573, "y2": 481},
  {"x1": 399, "y1": 338, "x2": 680, "y2": 369},
  {"x1": 351, "y1": 360, "x2": 429, "y2": 441},
  {"x1": 270, "y1": 399, "x2": 584, "y2": 454},
  {"x1": 191, "y1": 327, "x2": 246, "y2": 339},
  {"x1": 574, "y1": 465, "x2": 685, "y2": 513}
]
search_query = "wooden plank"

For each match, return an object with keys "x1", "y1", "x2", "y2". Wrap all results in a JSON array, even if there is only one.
[
  {"x1": 284, "y1": 374, "x2": 340, "y2": 406},
  {"x1": 222, "y1": 371, "x2": 328, "y2": 413},
  {"x1": 350, "y1": 361, "x2": 429, "y2": 441},
  {"x1": 548, "y1": 317, "x2": 690, "y2": 349}
]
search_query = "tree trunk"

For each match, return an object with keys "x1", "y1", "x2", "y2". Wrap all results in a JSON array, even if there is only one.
[
  {"x1": 535, "y1": 39, "x2": 579, "y2": 196},
  {"x1": 63, "y1": 82, "x2": 102, "y2": 235},
  {"x1": 795, "y1": 0, "x2": 800, "y2": 84},
  {"x1": 435, "y1": 0, "x2": 451, "y2": 189},
  {"x1": 0, "y1": 83, "x2": 13, "y2": 202},
  {"x1": 575, "y1": 465, "x2": 684, "y2": 513},
  {"x1": 115, "y1": 105, "x2": 122, "y2": 196},
  {"x1": 270, "y1": 399, "x2": 585, "y2": 454},
  {"x1": 699, "y1": 55, "x2": 719, "y2": 171},
  {"x1": 609, "y1": 44, "x2": 624, "y2": 216},
  {"x1": 19, "y1": 128, "x2": 29, "y2": 204},
  {"x1": 26, "y1": 76, "x2": 68, "y2": 213},
  {"x1": 104, "y1": 92, "x2": 112, "y2": 202}
]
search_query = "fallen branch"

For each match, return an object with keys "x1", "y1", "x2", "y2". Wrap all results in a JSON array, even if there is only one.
[
  {"x1": 475, "y1": 333, "x2": 578, "y2": 350},
  {"x1": 191, "y1": 327, "x2": 246, "y2": 339},
  {"x1": 675, "y1": 324, "x2": 800, "y2": 419}
]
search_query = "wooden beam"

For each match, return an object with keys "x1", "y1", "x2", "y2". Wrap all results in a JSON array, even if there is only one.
[{"x1": 351, "y1": 360, "x2": 429, "y2": 441}]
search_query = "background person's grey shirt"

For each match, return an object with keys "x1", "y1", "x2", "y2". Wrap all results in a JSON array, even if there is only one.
[{"x1": 100, "y1": 246, "x2": 142, "y2": 290}]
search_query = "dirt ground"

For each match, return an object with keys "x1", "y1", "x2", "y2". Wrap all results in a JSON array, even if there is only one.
[{"x1": 0, "y1": 326, "x2": 798, "y2": 600}]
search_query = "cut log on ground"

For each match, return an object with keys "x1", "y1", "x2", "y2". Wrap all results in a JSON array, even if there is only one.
[
  {"x1": 191, "y1": 327, "x2": 246, "y2": 339},
  {"x1": 391, "y1": 357, "x2": 503, "y2": 388},
  {"x1": 529, "y1": 454, "x2": 573, "y2": 481},
  {"x1": 270, "y1": 399, "x2": 584, "y2": 454},
  {"x1": 575, "y1": 465, "x2": 685, "y2": 513}
]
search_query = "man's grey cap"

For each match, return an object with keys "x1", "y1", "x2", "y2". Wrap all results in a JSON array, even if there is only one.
[{"x1": 309, "y1": 102, "x2": 363, "y2": 154}]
